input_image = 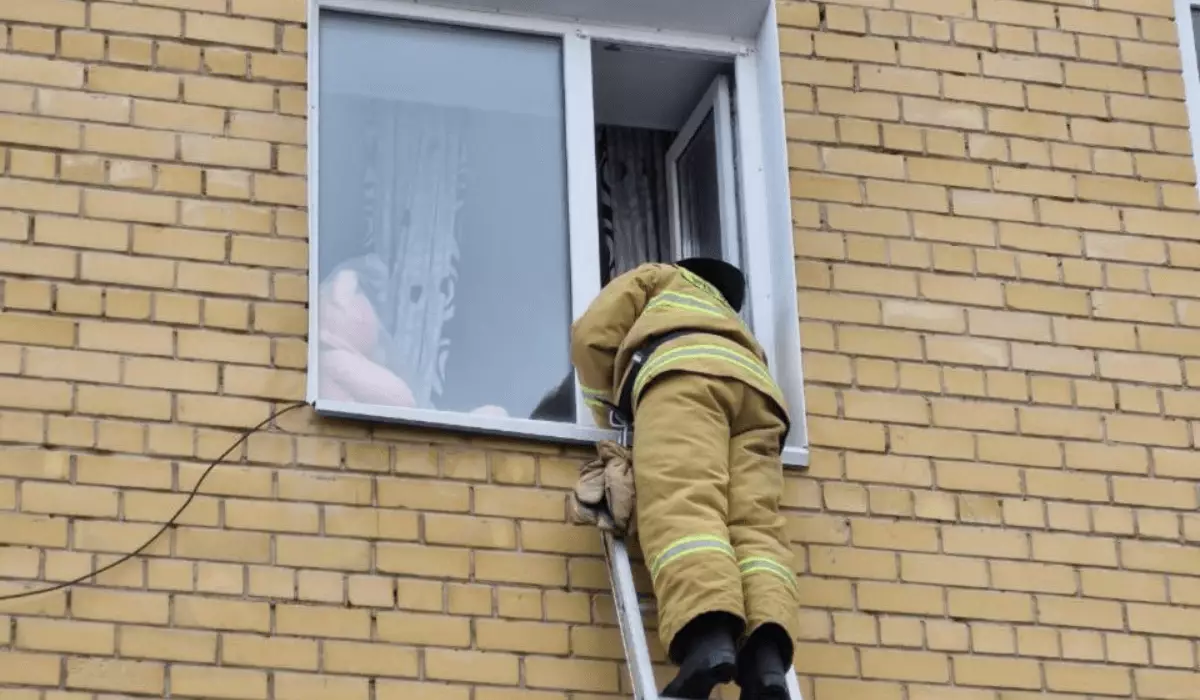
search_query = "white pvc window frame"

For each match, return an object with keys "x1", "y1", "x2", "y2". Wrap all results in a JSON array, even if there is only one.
[
  {"x1": 305, "y1": 0, "x2": 811, "y2": 468},
  {"x1": 1178, "y1": 0, "x2": 1200, "y2": 189}
]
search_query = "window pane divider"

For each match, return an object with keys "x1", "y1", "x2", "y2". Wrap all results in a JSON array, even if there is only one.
[{"x1": 563, "y1": 31, "x2": 605, "y2": 431}]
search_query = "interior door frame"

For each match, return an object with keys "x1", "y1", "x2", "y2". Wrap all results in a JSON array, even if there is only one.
[{"x1": 664, "y1": 72, "x2": 742, "y2": 268}]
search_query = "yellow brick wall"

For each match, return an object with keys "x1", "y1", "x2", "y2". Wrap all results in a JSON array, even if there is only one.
[{"x1": 0, "y1": 0, "x2": 1199, "y2": 698}]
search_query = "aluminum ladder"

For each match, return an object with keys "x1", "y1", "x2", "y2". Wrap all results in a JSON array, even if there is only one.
[{"x1": 601, "y1": 530, "x2": 805, "y2": 699}]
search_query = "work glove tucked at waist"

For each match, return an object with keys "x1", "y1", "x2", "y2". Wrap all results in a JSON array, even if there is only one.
[{"x1": 569, "y1": 440, "x2": 636, "y2": 537}]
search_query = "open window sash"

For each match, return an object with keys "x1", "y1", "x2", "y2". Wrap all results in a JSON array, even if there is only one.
[{"x1": 665, "y1": 73, "x2": 749, "y2": 323}]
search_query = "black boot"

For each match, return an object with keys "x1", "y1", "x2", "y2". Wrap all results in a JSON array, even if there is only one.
[
  {"x1": 662, "y1": 612, "x2": 741, "y2": 699},
  {"x1": 737, "y1": 624, "x2": 791, "y2": 700}
]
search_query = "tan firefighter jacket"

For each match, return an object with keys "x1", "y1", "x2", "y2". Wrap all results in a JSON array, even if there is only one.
[{"x1": 569, "y1": 262, "x2": 791, "y2": 435}]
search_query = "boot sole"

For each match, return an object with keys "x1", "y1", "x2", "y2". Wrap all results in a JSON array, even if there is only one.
[
  {"x1": 663, "y1": 650, "x2": 738, "y2": 699},
  {"x1": 742, "y1": 671, "x2": 789, "y2": 700}
]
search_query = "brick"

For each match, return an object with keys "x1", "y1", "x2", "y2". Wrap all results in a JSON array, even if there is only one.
[
  {"x1": 65, "y1": 657, "x2": 162, "y2": 694},
  {"x1": 178, "y1": 261, "x2": 270, "y2": 297},
  {"x1": 16, "y1": 619, "x2": 113, "y2": 655},
  {"x1": 373, "y1": 611, "x2": 469, "y2": 648},
  {"x1": 89, "y1": 65, "x2": 179, "y2": 99},
  {"x1": 278, "y1": 470, "x2": 371, "y2": 505},
  {"x1": 475, "y1": 550, "x2": 567, "y2": 586},
  {"x1": 851, "y1": 519, "x2": 938, "y2": 552},
  {"x1": 944, "y1": 525, "x2": 1029, "y2": 559},
  {"x1": 422, "y1": 650, "x2": 521, "y2": 686},
  {"x1": 0, "y1": 243, "x2": 77, "y2": 282},
  {"x1": 1064, "y1": 442, "x2": 1148, "y2": 475},
  {"x1": 948, "y1": 589, "x2": 1034, "y2": 623},
  {"x1": 425, "y1": 513, "x2": 517, "y2": 549},
  {"x1": 233, "y1": 0, "x2": 307, "y2": 21},
  {"x1": 1043, "y1": 661, "x2": 1131, "y2": 696},
  {"x1": 77, "y1": 384, "x2": 171, "y2": 420},
  {"x1": 34, "y1": 215, "x2": 129, "y2": 251},
  {"x1": 1006, "y1": 283, "x2": 1090, "y2": 316},
  {"x1": 525, "y1": 657, "x2": 619, "y2": 692},
  {"x1": 1037, "y1": 594, "x2": 1125, "y2": 631},
  {"x1": 867, "y1": 180, "x2": 948, "y2": 213},
  {"x1": 1129, "y1": 603, "x2": 1200, "y2": 639},
  {"x1": 0, "y1": 0, "x2": 86, "y2": 25},
  {"x1": 0, "y1": 313, "x2": 75, "y2": 348},
  {"x1": 377, "y1": 543, "x2": 469, "y2": 579},
  {"x1": 224, "y1": 500, "x2": 318, "y2": 534},
  {"x1": 0, "y1": 653, "x2": 60, "y2": 691},
  {"x1": 119, "y1": 626, "x2": 217, "y2": 663},
  {"x1": 184, "y1": 76, "x2": 274, "y2": 110},
  {"x1": 901, "y1": 553, "x2": 988, "y2": 588},
  {"x1": 843, "y1": 391, "x2": 930, "y2": 426},
  {"x1": 1136, "y1": 669, "x2": 1200, "y2": 699},
  {"x1": 174, "y1": 526, "x2": 269, "y2": 564},
  {"x1": 276, "y1": 534, "x2": 369, "y2": 571},
  {"x1": 857, "y1": 581, "x2": 943, "y2": 615},
  {"x1": 1032, "y1": 532, "x2": 1118, "y2": 567},
  {"x1": 1122, "y1": 540, "x2": 1200, "y2": 576},
  {"x1": 83, "y1": 123, "x2": 176, "y2": 159},
  {"x1": 320, "y1": 641, "x2": 420, "y2": 679},
  {"x1": 250, "y1": 52, "x2": 307, "y2": 83},
  {"x1": 1114, "y1": 477, "x2": 1197, "y2": 509},
  {"x1": 953, "y1": 655, "x2": 1041, "y2": 689},
  {"x1": 0, "y1": 114, "x2": 81, "y2": 150},
  {"x1": 174, "y1": 595, "x2": 269, "y2": 632},
  {"x1": 0, "y1": 53, "x2": 84, "y2": 88},
  {"x1": 320, "y1": 504, "x2": 416, "y2": 542},
  {"x1": 1081, "y1": 569, "x2": 1167, "y2": 603},
  {"x1": 1107, "y1": 414, "x2": 1190, "y2": 447},
  {"x1": 181, "y1": 135, "x2": 272, "y2": 170},
  {"x1": 178, "y1": 394, "x2": 271, "y2": 428},
  {"x1": 171, "y1": 665, "x2": 267, "y2": 699},
  {"x1": 179, "y1": 329, "x2": 270, "y2": 364},
  {"x1": 276, "y1": 676, "x2": 370, "y2": 700},
  {"x1": 268, "y1": 606, "x2": 366, "y2": 641},
  {"x1": 472, "y1": 619, "x2": 569, "y2": 655},
  {"x1": 0, "y1": 178, "x2": 81, "y2": 214},
  {"x1": 927, "y1": 336, "x2": 1009, "y2": 369},
  {"x1": 84, "y1": 189, "x2": 176, "y2": 225},
  {"x1": 861, "y1": 649, "x2": 950, "y2": 683},
  {"x1": 92, "y1": 2, "x2": 181, "y2": 35},
  {"x1": 186, "y1": 12, "x2": 276, "y2": 48}
]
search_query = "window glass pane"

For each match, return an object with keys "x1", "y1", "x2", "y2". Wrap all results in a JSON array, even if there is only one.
[
  {"x1": 317, "y1": 12, "x2": 574, "y2": 423},
  {"x1": 1194, "y1": 8, "x2": 1200, "y2": 70},
  {"x1": 676, "y1": 111, "x2": 723, "y2": 260}
]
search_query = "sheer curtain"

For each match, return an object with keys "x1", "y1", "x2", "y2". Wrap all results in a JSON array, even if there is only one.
[
  {"x1": 596, "y1": 125, "x2": 673, "y2": 283},
  {"x1": 360, "y1": 101, "x2": 468, "y2": 410}
]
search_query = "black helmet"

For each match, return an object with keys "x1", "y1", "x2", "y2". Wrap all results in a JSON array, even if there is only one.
[{"x1": 676, "y1": 257, "x2": 746, "y2": 313}]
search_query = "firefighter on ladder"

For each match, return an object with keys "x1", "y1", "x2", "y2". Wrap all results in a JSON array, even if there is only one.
[{"x1": 570, "y1": 258, "x2": 799, "y2": 700}]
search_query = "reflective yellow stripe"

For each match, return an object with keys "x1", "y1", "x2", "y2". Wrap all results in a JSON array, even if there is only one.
[
  {"x1": 738, "y1": 556, "x2": 798, "y2": 592},
  {"x1": 645, "y1": 298, "x2": 727, "y2": 319},
  {"x1": 646, "y1": 290, "x2": 730, "y2": 318},
  {"x1": 649, "y1": 534, "x2": 735, "y2": 583},
  {"x1": 580, "y1": 384, "x2": 609, "y2": 400},
  {"x1": 678, "y1": 268, "x2": 730, "y2": 309},
  {"x1": 633, "y1": 344, "x2": 776, "y2": 400}
]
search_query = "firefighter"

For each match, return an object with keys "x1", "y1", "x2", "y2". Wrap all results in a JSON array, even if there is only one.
[{"x1": 570, "y1": 258, "x2": 799, "y2": 700}]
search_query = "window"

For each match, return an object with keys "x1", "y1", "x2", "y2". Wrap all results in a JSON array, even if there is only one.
[
  {"x1": 1178, "y1": 0, "x2": 1200, "y2": 186},
  {"x1": 307, "y1": 0, "x2": 811, "y2": 468}
]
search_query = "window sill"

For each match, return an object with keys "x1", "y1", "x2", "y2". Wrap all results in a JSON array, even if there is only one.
[{"x1": 313, "y1": 399, "x2": 810, "y2": 469}]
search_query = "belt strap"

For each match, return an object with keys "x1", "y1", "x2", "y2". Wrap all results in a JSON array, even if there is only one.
[{"x1": 615, "y1": 329, "x2": 698, "y2": 423}]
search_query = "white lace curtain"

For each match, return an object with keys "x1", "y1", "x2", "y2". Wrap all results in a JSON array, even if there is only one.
[
  {"x1": 596, "y1": 125, "x2": 672, "y2": 283},
  {"x1": 360, "y1": 101, "x2": 468, "y2": 410}
]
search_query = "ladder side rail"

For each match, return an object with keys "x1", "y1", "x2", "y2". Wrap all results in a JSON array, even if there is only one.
[{"x1": 603, "y1": 531, "x2": 661, "y2": 700}]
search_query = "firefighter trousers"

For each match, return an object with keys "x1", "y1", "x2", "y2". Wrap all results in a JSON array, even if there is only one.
[{"x1": 632, "y1": 371, "x2": 799, "y2": 663}]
